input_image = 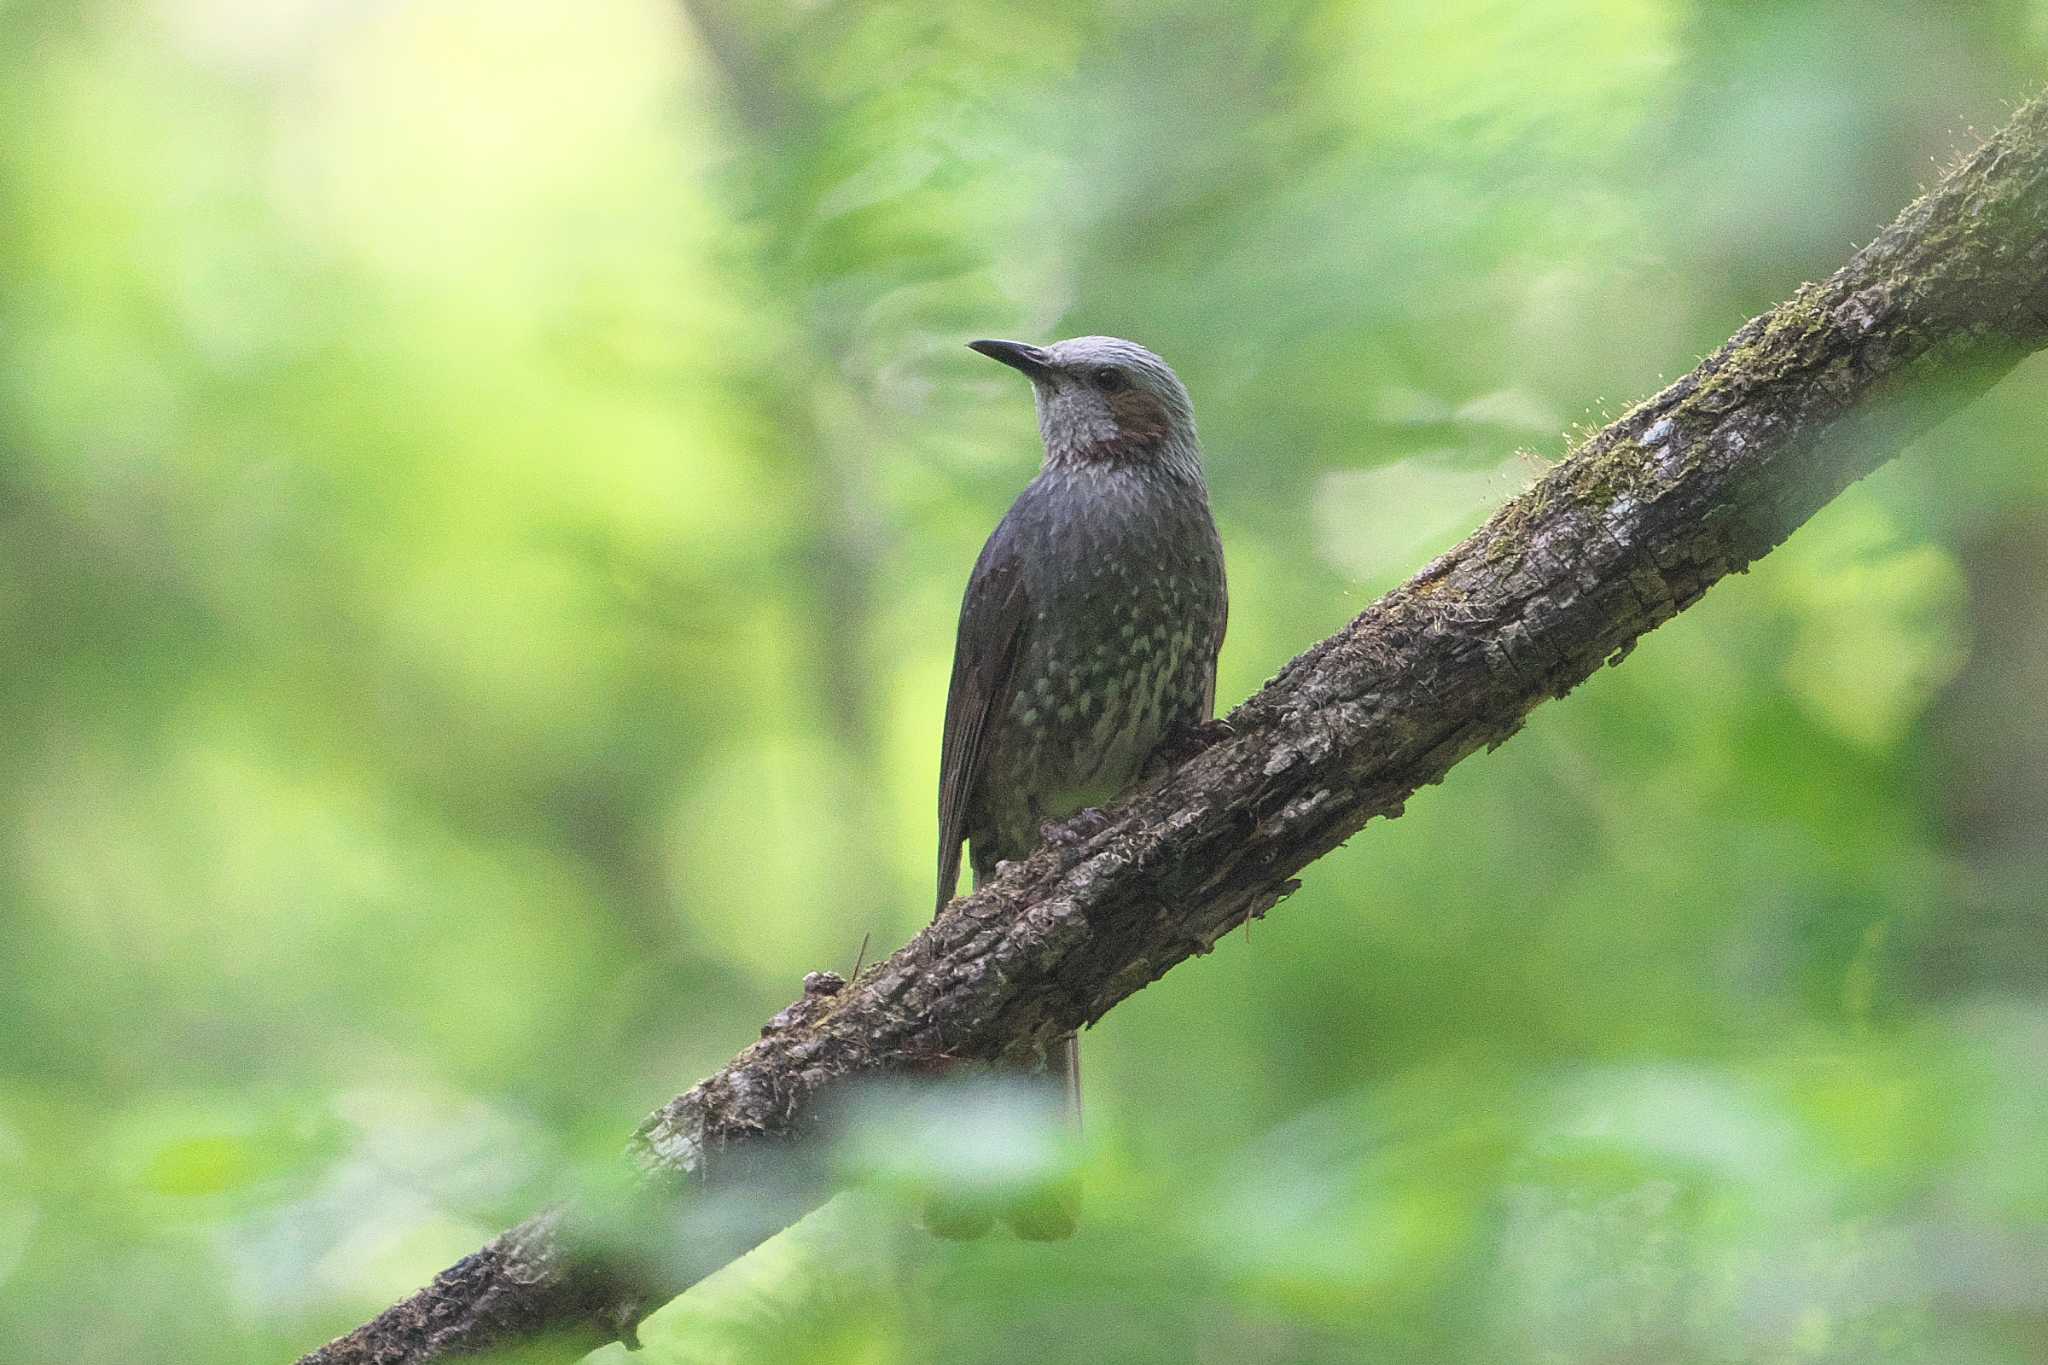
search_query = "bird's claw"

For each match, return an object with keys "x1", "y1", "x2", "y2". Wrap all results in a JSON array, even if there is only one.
[
  {"x1": 1042, "y1": 805, "x2": 1114, "y2": 848},
  {"x1": 1150, "y1": 716, "x2": 1236, "y2": 772}
]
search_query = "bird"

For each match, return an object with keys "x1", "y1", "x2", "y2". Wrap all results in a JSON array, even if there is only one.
[{"x1": 929, "y1": 335, "x2": 1227, "y2": 1239}]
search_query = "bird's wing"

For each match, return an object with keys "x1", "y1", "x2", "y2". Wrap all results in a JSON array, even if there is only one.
[
  {"x1": 936, "y1": 541, "x2": 1033, "y2": 918},
  {"x1": 1202, "y1": 546, "x2": 1229, "y2": 719}
]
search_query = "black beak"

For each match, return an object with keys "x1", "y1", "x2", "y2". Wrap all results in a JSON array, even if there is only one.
[{"x1": 968, "y1": 338, "x2": 1054, "y2": 381}]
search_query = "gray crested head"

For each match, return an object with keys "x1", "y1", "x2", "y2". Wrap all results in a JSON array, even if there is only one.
[{"x1": 968, "y1": 335, "x2": 1203, "y2": 484}]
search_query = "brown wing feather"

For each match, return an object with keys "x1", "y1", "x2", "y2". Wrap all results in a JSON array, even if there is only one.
[
  {"x1": 936, "y1": 548, "x2": 1033, "y2": 917},
  {"x1": 1203, "y1": 562, "x2": 1228, "y2": 719}
]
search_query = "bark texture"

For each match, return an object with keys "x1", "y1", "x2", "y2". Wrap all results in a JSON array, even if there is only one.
[{"x1": 296, "y1": 94, "x2": 2048, "y2": 1365}]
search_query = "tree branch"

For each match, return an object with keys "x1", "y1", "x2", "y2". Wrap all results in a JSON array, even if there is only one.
[{"x1": 295, "y1": 92, "x2": 2048, "y2": 1365}]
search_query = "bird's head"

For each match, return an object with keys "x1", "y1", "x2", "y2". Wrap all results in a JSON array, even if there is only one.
[{"x1": 969, "y1": 335, "x2": 1202, "y2": 482}]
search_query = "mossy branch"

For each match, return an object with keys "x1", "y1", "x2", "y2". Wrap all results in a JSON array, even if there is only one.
[{"x1": 295, "y1": 91, "x2": 2048, "y2": 1365}]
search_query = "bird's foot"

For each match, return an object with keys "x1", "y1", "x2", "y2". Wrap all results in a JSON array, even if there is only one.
[
  {"x1": 1149, "y1": 716, "x2": 1235, "y2": 773},
  {"x1": 1041, "y1": 805, "x2": 1114, "y2": 849}
]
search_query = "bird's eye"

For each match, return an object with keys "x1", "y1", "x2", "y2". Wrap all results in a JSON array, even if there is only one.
[{"x1": 1093, "y1": 366, "x2": 1128, "y2": 391}]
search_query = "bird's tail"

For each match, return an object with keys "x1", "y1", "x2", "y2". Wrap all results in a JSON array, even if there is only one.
[{"x1": 920, "y1": 1035, "x2": 1081, "y2": 1241}]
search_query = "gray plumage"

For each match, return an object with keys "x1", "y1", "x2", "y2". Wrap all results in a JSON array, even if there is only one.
[
  {"x1": 938, "y1": 337, "x2": 1227, "y2": 912},
  {"x1": 928, "y1": 336, "x2": 1226, "y2": 1238}
]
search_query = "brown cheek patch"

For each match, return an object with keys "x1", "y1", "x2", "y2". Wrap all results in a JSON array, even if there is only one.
[{"x1": 1109, "y1": 390, "x2": 1172, "y2": 445}]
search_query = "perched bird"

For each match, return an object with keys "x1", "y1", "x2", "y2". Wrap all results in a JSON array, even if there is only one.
[{"x1": 931, "y1": 335, "x2": 1227, "y2": 1238}]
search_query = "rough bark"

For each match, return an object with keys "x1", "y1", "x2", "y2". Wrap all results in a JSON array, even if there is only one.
[{"x1": 295, "y1": 93, "x2": 2048, "y2": 1365}]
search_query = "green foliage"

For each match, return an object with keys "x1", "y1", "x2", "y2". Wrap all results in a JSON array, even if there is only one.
[{"x1": 3, "y1": 1, "x2": 2046, "y2": 1361}]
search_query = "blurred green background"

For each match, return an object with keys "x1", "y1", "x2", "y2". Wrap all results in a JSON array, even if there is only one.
[{"x1": 5, "y1": 0, "x2": 2048, "y2": 1361}]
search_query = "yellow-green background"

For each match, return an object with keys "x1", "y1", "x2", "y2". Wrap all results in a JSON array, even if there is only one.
[{"x1": 5, "y1": 1, "x2": 2047, "y2": 1361}]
